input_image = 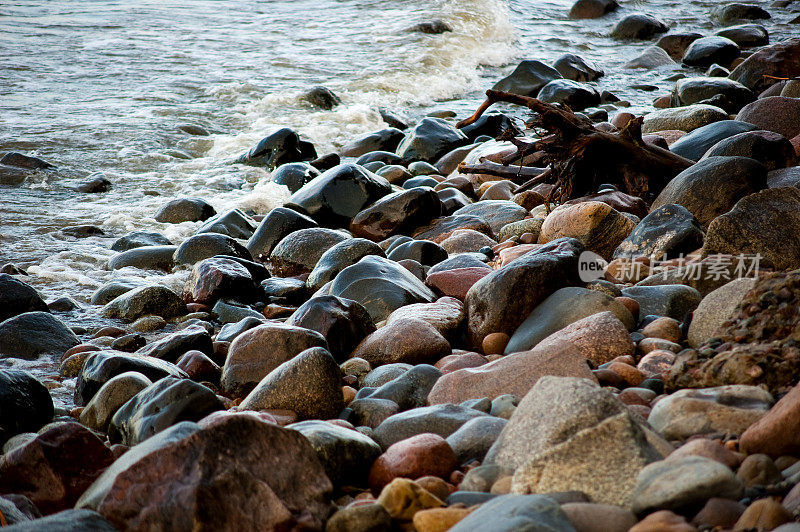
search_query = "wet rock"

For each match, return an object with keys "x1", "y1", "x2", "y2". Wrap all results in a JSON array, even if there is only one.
[
  {"x1": 625, "y1": 46, "x2": 676, "y2": 69},
  {"x1": 413, "y1": 214, "x2": 494, "y2": 244},
  {"x1": 396, "y1": 118, "x2": 470, "y2": 164},
  {"x1": 365, "y1": 364, "x2": 442, "y2": 411},
  {"x1": 353, "y1": 317, "x2": 450, "y2": 367},
  {"x1": 135, "y1": 324, "x2": 213, "y2": 364},
  {"x1": 340, "y1": 128, "x2": 405, "y2": 158},
  {"x1": 449, "y1": 494, "x2": 575, "y2": 532},
  {"x1": 715, "y1": 24, "x2": 769, "y2": 48},
  {"x1": 729, "y1": 38, "x2": 800, "y2": 93},
  {"x1": 702, "y1": 186, "x2": 800, "y2": 269},
  {"x1": 610, "y1": 13, "x2": 668, "y2": 40},
  {"x1": 369, "y1": 433, "x2": 458, "y2": 491},
  {"x1": 682, "y1": 37, "x2": 740, "y2": 68},
  {"x1": 569, "y1": 0, "x2": 618, "y2": 18},
  {"x1": 622, "y1": 284, "x2": 701, "y2": 321},
  {"x1": 373, "y1": 403, "x2": 489, "y2": 449},
  {"x1": 246, "y1": 206, "x2": 318, "y2": 260},
  {"x1": 672, "y1": 77, "x2": 754, "y2": 113},
  {"x1": 386, "y1": 239, "x2": 447, "y2": 266},
  {"x1": 454, "y1": 200, "x2": 528, "y2": 236},
  {"x1": 492, "y1": 60, "x2": 563, "y2": 97},
  {"x1": 651, "y1": 156, "x2": 766, "y2": 227},
  {"x1": 356, "y1": 150, "x2": 402, "y2": 166},
  {"x1": 153, "y1": 197, "x2": 215, "y2": 224},
  {"x1": 196, "y1": 209, "x2": 257, "y2": 240},
  {"x1": 534, "y1": 310, "x2": 636, "y2": 366},
  {"x1": 428, "y1": 340, "x2": 595, "y2": 404},
  {"x1": 235, "y1": 127, "x2": 316, "y2": 169},
  {"x1": 657, "y1": 32, "x2": 704, "y2": 61},
  {"x1": 239, "y1": 347, "x2": 344, "y2": 420},
  {"x1": 409, "y1": 20, "x2": 452, "y2": 34},
  {"x1": 288, "y1": 420, "x2": 381, "y2": 487},
  {"x1": 0, "y1": 312, "x2": 79, "y2": 359},
  {"x1": 350, "y1": 187, "x2": 442, "y2": 241},
  {"x1": 740, "y1": 381, "x2": 800, "y2": 457},
  {"x1": 459, "y1": 112, "x2": 517, "y2": 141},
  {"x1": 385, "y1": 297, "x2": 465, "y2": 340},
  {"x1": 648, "y1": 385, "x2": 771, "y2": 440},
  {"x1": 76, "y1": 416, "x2": 333, "y2": 530},
  {"x1": 307, "y1": 239, "x2": 385, "y2": 292},
  {"x1": 90, "y1": 278, "x2": 142, "y2": 306},
  {"x1": 0, "y1": 274, "x2": 48, "y2": 322},
  {"x1": 486, "y1": 377, "x2": 665, "y2": 506},
  {"x1": 349, "y1": 398, "x2": 400, "y2": 429},
  {"x1": 614, "y1": 204, "x2": 703, "y2": 261},
  {"x1": 173, "y1": 233, "x2": 252, "y2": 265},
  {"x1": 539, "y1": 201, "x2": 635, "y2": 260},
  {"x1": 538, "y1": 79, "x2": 601, "y2": 110},
  {"x1": 287, "y1": 296, "x2": 375, "y2": 362},
  {"x1": 101, "y1": 285, "x2": 186, "y2": 322},
  {"x1": 712, "y1": 3, "x2": 771, "y2": 25},
  {"x1": 270, "y1": 227, "x2": 349, "y2": 276},
  {"x1": 642, "y1": 104, "x2": 728, "y2": 134},
  {"x1": 301, "y1": 86, "x2": 341, "y2": 110},
  {"x1": 79, "y1": 372, "x2": 152, "y2": 432},
  {"x1": 74, "y1": 351, "x2": 188, "y2": 406},
  {"x1": 669, "y1": 120, "x2": 759, "y2": 161},
  {"x1": 702, "y1": 130, "x2": 796, "y2": 170},
  {"x1": 553, "y1": 54, "x2": 604, "y2": 81},
  {"x1": 107, "y1": 245, "x2": 176, "y2": 271},
  {"x1": 0, "y1": 422, "x2": 114, "y2": 513},
  {"x1": 736, "y1": 96, "x2": 800, "y2": 140},
  {"x1": 182, "y1": 256, "x2": 255, "y2": 305},
  {"x1": 465, "y1": 238, "x2": 583, "y2": 347},
  {"x1": 329, "y1": 255, "x2": 436, "y2": 322},
  {"x1": 0, "y1": 370, "x2": 53, "y2": 446},
  {"x1": 506, "y1": 288, "x2": 634, "y2": 354},
  {"x1": 447, "y1": 416, "x2": 507, "y2": 463},
  {"x1": 111, "y1": 231, "x2": 172, "y2": 252},
  {"x1": 221, "y1": 322, "x2": 327, "y2": 397},
  {"x1": 631, "y1": 456, "x2": 744, "y2": 515},
  {"x1": 288, "y1": 163, "x2": 392, "y2": 227}
]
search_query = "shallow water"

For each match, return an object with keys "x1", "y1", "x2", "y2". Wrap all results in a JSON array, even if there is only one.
[{"x1": 0, "y1": 0, "x2": 797, "y2": 312}]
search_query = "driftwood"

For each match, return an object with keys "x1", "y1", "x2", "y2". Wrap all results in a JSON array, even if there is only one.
[{"x1": 456, "y1": 90, "x2": 694, "y2": 206}]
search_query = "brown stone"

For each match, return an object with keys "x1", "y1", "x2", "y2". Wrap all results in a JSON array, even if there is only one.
[
  {"x1": 629, "y1": 510, "x2": 697, "y2": 532},
  {"x1": 607, "y1": 362, "x2": 645, "y2": 386},
  {"x1": 182, "y1": 257, "x2": 254, "y2": 305},
  {"x1": 176, "y1": 350, "x2": 221, "y2": 383},
  {"x1": 482, "y1": 332, "x2": 510, "y2": 355},
  {"x1": 734, "y1": 498, "x2": 792, "y2": 531},
  {"x1": 352, "y1": 318, "x2": 451, "y2": 367},
  {"x1": 412, "y1": 215, "x2": 493, "y2": 244},
  {"x1": 538, "y1": 201, "x2": 636, "y2": 260},
  {"x1": 736, "y1": 454, "x2": 782, "y2": 487},
  {"x1": 736, "y1": 97, "x2": 800, "y2": 140},
  {"x1": 427, "y1": 341, "x2": 596, "y2": 404},
  {"x1": 376, "y1": 478, "x2": 444, "y2": 521},
  {"x1": 426, "y1": 267, "x2": 491, "y2": 300},
  {"x1": 414, "y1": 476, "x2": 451, "y2": 502},
  {"x1": 436, "y1": 352, "x2": 489, "y2": 374},
  {"x1": 561, "y1": 502, "x2": 638, "y2": 532},
  {"x1": 638, "y1": 350, "x2": 676, "y2": 377},
  {"x1": 691, "y1": 497, "x2": 745, "y2": 529},
  {"x1": 413, "y1": 507, "x2": 472, "y2": 532},
  {"x1": 642, "y1": 317, "x2": 682, "y2": 343},
  {"x1": 668, "y1": 438, "x2": 742, "y2": 469},
  {"x1": 440, "y1": 229, "x2": 497, "y2": 255},
  {"x1": 536, "y1": 311, "x2": 635, "y2": 367},
  {"x1": 741, "y1": 381, "x2": 800, "y2": 457},
  {"x1": 368, "y1": 433, "x2": 459, "y2": 492}
]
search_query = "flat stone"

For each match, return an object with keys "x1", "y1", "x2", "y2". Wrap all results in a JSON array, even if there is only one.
[
  {"x1": 642, "y1": 104, "x2": 728, "y2": 134},
  {"x1": 0, "y1": 312, "x2": 79, "y2": 359}
]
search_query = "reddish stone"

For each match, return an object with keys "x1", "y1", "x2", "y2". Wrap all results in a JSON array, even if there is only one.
[
  {"x1": 482, "y1": 332, "x2": 510, "y2": 356},
  {"x1": 642, "y1": 317, "x2": 682, "y2": 343},
  {"x1": 606, "y1": 362, "x2": 645, "y2": 387},
  {"x1": 182, "y1": 256, "x2": 255, "y2": 305},
  {"x1": 619, "y1": 389, "x2": 651, "y2": 407},
  {"x1": 368, "y1": 433, "x2": 459, "y2": 492},
  {"x1": 352, "y1": 318, "x2": 451, "y2": 366},
  {"x1": 435, "y1": 352, "x2": 489, "y2": 374},
  {"x1": 496, "y1": 244, "x2": 541, "y2": 266},
  {"x1": 186, "y1": 302, "x2": 211, "y2": 313},
  {"x1": 741, "y1": 381, "x2": 800, "y2": 457},
  {"x1": 692, "y1": 498, "x2": 746, "y2": 529},
  {"x1": 426, "y1": 267, "x2": 491, "y2": 300},
  {"x1": 638, "y1": 350, "x2": 677, "y2": 378},
  {"x1": 628, "y1": 404, "x2": 652, "y2": 418},
  {"x1": 176, "y1": 350, "x2": 222, "y2": 382},
  {"x1": 60, "y1": 343, "x2": 100, "y2": 362},
  {"x1": 593, "y1": 368, "x2": 626, "y2": 388},
  {"x1": 0, "y1": 422, "x2": 114, "y2": 514},
  {"x1": 92, "y1": 326, "x2": 128, "y2": 338},
  {"x1": 670, "y1": 438, "x2": 742, "y2": 469}
]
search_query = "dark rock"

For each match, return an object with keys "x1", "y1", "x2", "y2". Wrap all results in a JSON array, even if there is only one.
[
  {"x1": 109, "y1": 377, "x2": 222, "y2": 446},
  {"x1": 669, "y1": 120, "x2": 759, "y2": 161},
  {"x1": 74, "y1": 351, "x2": 188, "y2": 406},
  {"x1": 76, "y1": 416, "x2": 333, "y2": 531},
  {"x1": 729, "y1": 38, "x2": 800, "y2": 93},
  {"x1": 436, "y1": 187, "x2": 473, "y2": 214},
  {"x1": 614, "y1": 204, "x2": 704, "y2": 260},
  {"x1": 174, "y1": 233, "x2": 252, "y2": 265},
  {"x1": 0, "y1": 510, "x2": 115, "y2": 531},
  {"x1": 340, "y1": 128, "x2": 405, "y2": 157},
  {"x1": 460, "y1": 112, "x2": 518, "y2": 141},
  {"x1": 703, "y1": 186, "x2": 800, "y2": 269},
  {"x1": 246, "y1": 206, "x2": 318, "y2": 260},
  {"x1": 239, "y1": 347, "x2": 344, "y2": 420},
  {"x1": 715, "y1": 24, "x2": 769, "y2": 48},
  {"x1": 287, "y1": 163, "x2": 392, "y2": 227},
  {"x1": 196, "y1": 209, "x2": 257, "y2": 240},
  {"x1": 260, "y1": 276, "x2": 309, "y2": 305},
  {"x1": 288, "y1": 420, "x2": 381, "y2": 487},
  {"x1": 302, "y1": 86, "x2": 341, "y2": 110},
  {"x1": 610, "y1": 14, "x2": 668, "y2": 40},
  {"x1": 553, "y1": 54, "x2": 604, "y2": 82},
  {"x1": 216, "y1": 316, "x2": 264, "y2": 343},
  {"x1": 651, "y1": 156, "x2": 767, "y2": 226},
  {"x1": 328, "y1": 255, "x2": 437, "y2": 322},
  {"x1": 702, "y1": 130, "x2": 796, "y2": 170},
  {"x1": 768, "y1": 166, "x2": 800, "y2": 188},
  {"x1": 621, "y1": 284, "x2": 702, "y2": 321},
  {"x1": 270, "y1": 227, "x2": 349, "y2": 276},
  {"x1": 657, "y1": 33, "x2": 704, "y2": 61},
  {"x1": 362, "y1": 363, "x2": 412, "y2": 388},
  {"x1": 447, "y1": 416, "x2": 508, "y2": 463},
  {"x1": 0, "y1": 422, "x2": 114, "y2": 513},
  {"x1": 355, "y1": 150, "x2": 403, "y2": 166},
  {"x1": 0, "y1": 152, "x2": 53, "y2": 170},
  {"x1": 683, "y1": 37, "x2": 740, "y2": 68},
  {"x1": 453, "y1": 200, "x2": 528, "y2": 235},
  {"x1": 153, "y1": 197, "x2": 215, "y2": 224},
  {"x1": 365, "y1": 364, "x2": 442, "y2": 412},
  {"x1": 135, "y1": 325, "x2": 214, "y2": 363},
  {"x1": 221, "y1": 322, "x2": 327, "y2": 397},
  {"x1": 107, "y1": 245, "x2": 176, "y2": 271},
  {"x1": 712, "y1": 3, "x2": 771, "y2": 24},
  {"x1": 492, "y1": 60, "x2": 563, "y2": 97},
  {"x1": 90, "y1": 279, "x2": 142, "y2": 306},
  {"x1": 569, "y1": 0, "x2": 618, "y2": 18},
  {"x1": 0, "y1": 312, "x2": 79, "y2": 359},
  {"x1": 465, "y1": 238, "x2": 584, "y2": 348},
  {"x1": 538, "y1": 79, "x2": 601, "y2": 110},
  {"x1": 353, "y1": 317, "x2": 451, "y2": 366},
  {"x1": 736, "y1": 96, "x2": 800, "y2": 140},
  {"x1": 182, "y1": 256, "x2": 256, "y2": 305},
  {"x1": 350, "y1": 187, "x2": 442, "y2": 241},
  {"x1": 287, "y1": 295, "x2": 375, "y2": 361},
  {"x1": 61, "y1": 225, "x2": 105, "y2": 238},
  {"x1": 672, "y1": 77, "x2": 754, "y2": 113},
  {"x1": 449, "y1": 494, "x2": 575, "y2": 532},
  {"x1": 0, "y1": 274, "x2": 48, "y2": 322},
  {"x1": 396, "y1": 118, "x2": 470, "y2": 164},
  {"x1": 101, "y1": 285, "x2": 187, "y2": 322},
  {"x1": 111, "y1": 231, "x2": 172, "y2": 252},
  {"x1": 307, "y1": 238, "x2": 384, "y2": 291},
  {"x1": 75, "y1": 173, "x2": 112, "y2": 193},
  {"x1": 235, "y1": 127, "x2": 316, "y2": 170},
  {"x1": 176, "y1": 350, "x2": 221, "y2": 382},
  {"x1": 349, "y1": 398, "x2": 400, "y2": 429},
  {"x1": 373, "y1": 403, "x2": 489, "y2": 449},
  {"x1": 269, "y1": 162, "x2": 320, "y2": 193},
  {"x1": 387, "y1": 239, "x2": 448, "y2": 266},
  {"x1": 0, "y1": 370, "x2": 53, "y2": 446},
  {"x1": 47, "y1": 296, "x2": 79, "y2": 312},
  {"x1": 409, "y1": 20, "x2": 452, "y2": 34}
]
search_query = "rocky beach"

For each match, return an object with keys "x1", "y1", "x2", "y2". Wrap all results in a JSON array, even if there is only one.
[{"x1": 3, "y1": 0, "x2": 800, "y2": 530}]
